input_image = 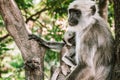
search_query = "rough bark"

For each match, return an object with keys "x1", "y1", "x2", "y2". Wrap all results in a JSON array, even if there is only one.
[
  {"x1": 0, "y1": 0, "x2": 45, "y2": 80},
  {"x1": 98, "y1": 0, "x2": 108, "y2": 21},
  {"x1": 111, "y1": 0, "x2": 120, "y2": 80}
]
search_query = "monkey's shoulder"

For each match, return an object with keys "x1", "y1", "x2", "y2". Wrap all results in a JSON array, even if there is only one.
[
  {"x1": 81, "y1": 18, "x2": 113, "y2": 45},
  {"x1": 90, "y1": 18, "x2": 111, "y2": 35}
]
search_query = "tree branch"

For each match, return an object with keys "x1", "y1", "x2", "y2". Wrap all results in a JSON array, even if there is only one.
[
  {"x1": 26, "y1": 8, "x2": 51, "y2": 23},
  {"x1": 0, "y1": 34, "x2": 9, "y2": 42}
]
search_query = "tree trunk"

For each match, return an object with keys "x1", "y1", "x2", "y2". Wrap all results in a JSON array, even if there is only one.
[
  {"x1": 0, "y1": 0, "x2": 45, "y2": 80},
  {"x1": 111, "y1": 0, "x2": 120, "y2": 80},
  {"x1": 98, "y1": 0, "x2": 108, "y2": 21}
]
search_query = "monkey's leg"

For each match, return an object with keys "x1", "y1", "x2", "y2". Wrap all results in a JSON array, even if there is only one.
[
  {"x1": 66, "y1": 64, "x2": 95, "y2": 80},
  {"x1": 28, "y1": 34, "x2": 65, "y2": 51},
  {"x1": 65, "y1": 56, "x2": 76, "y2": 66},
  {"x1": 62, "y1": 55, "x2": 76, "y2": 67}
]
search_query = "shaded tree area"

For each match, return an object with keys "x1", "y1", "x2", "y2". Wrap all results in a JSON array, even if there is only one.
[
  {"x1": 98, "y1": 0, "x2": 108, "y2": 21},
  {"x1": 0, "y1": 0, "x2": 119, "y2": 80},
  {"x1": 111, "y1": 0, "x2": 120, "y2": 80}
]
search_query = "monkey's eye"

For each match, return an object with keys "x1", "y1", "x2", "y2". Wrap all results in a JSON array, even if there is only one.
[
  {"x1": 69, "y1": 9, "x2": 81, "y2": 15},
  {"x1": 75, "y1": 10, "x2": 81, "y2": 15},
  {"x1": 69, "y1": 9, "x2": 81, "y2": 17}
]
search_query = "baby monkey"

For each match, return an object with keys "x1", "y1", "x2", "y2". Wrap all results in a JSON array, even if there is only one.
[
  {"x1": 63, "y1": 28, "x2": 75, "y2": 46},
  {"x1": 62, "y1": 27, "x2": 76, "y2": 69}
]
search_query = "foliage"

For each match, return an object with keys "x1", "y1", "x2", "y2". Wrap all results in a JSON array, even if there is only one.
[
  {"x1": 46, "y1": 0, "x2": 73, "y2": 17},
  {"x1": 108, "y1": 2, "x2": 114, "y2": 27},
  {"x1": 0, "y1": 28, "x2": 10, "y2": 55},
  {"x1": 0, "y1": 53, "x2": 24, "y2": 80},
  {"x1": 15, "y1": 0, "x2": 33, "y2": 9},
  {"x1": 44, "y1": 25, "x2": 64, "y2": 41},
  {"x1": 0, "y1": 43, "x2": 9, "y2": 55},
  {"x1": 0, "y1": 16, "x2": 4, "y2": 26}
]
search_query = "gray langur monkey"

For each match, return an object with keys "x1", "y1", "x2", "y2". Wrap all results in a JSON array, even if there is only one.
[{"x1": 66, "y1": 0, "x2": 114, "y2": 80}]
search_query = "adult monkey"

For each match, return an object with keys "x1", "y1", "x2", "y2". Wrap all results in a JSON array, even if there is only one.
[
  {"x1": 29, "y1": 0, "x2": 114, "y2": 80},
  {"x1": 66, "y1": 0, "x2": 114, "y2": 80}
]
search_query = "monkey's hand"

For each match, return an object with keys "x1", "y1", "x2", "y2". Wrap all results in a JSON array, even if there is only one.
[
  {"x1": 28, "y1": 34, "x2": 38, "y2": 40},
  {"x1": 28, "y1": 34, "x2": 43, "y2": 44},
  {"x1": 28, "y1": 34, "x2": 65, "y2": 52}
]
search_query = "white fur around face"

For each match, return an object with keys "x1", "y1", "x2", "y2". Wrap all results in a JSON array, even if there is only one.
[
  {"x1": 68, "y1": 0, "x2": 98, "y2": 25},
  {"x1": 66, "y1": 16, "x2": 96, "y2": 33},
  {"x1": 68, "y1": 0, "x2": 95, "y2": 12}
]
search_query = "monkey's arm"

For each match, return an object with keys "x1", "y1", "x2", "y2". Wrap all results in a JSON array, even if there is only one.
[
  {"x1": 62, "y1": 55, "x2": 76, "y2": 67},
  {"x1": 66, "y1": 63, "x2": 87, "y2": 80},
  {"x1": 28, "y1": 34, "x2": 65, "y2": 52}
]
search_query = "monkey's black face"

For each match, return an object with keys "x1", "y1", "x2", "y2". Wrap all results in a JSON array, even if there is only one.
[{"x1": 68, "y1": 9, "x2": 81, "y2": 26}]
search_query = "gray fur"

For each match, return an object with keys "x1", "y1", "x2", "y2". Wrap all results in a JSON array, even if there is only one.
[{"x1": 66, "y1": 0, "x2": 114, "y2": 80}]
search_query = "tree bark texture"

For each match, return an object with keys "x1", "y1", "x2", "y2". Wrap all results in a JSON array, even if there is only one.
[
  {"x1": 98, "y1": 0, "x2": 108, "y2": 21},
  {"x1": 111, "y1": 0, "x2": 120, "y2": 80},
  {"x1": 0, "y1": 0, "x2": 46, "y2": 80}
]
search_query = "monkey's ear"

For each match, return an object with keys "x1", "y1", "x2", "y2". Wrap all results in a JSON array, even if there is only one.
[{"x1": 90, "y1": 5, "x2": 96, "y2": 15}]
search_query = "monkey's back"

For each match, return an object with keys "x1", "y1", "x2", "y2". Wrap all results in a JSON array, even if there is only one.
[{"x1": 83, "y1": 17, "x2": 114, "y2": 80}]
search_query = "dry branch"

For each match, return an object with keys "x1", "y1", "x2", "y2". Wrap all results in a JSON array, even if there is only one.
[{"x1": 0, "y1": 34, "x2": 9, "y2": 42}]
